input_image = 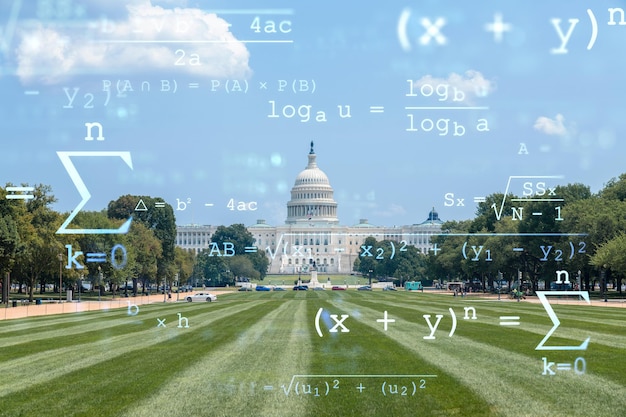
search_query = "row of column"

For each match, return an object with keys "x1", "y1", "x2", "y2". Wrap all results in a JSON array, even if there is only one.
[{"x1": 289, "y1": 205, "x2": 336, "y2": 217}]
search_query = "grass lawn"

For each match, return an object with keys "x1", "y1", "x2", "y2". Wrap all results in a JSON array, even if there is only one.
[{"x1": 0, "y1": 291, "x2": 624, "y2": 416}]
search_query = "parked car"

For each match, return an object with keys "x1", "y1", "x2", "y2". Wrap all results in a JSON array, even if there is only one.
[
  {"x1": 383, "y1": 286, "x2": 397, "y2": 291},
  {"x1": 185, "y1": 292, "x2": 217, "y2": 302},
  {"x1": 273, "y1": 287, "x2": 285, "y2": 291},
  {"x1": 357, "y1": 285, "x2": 372, "y2": 291},
  {"x1": 255, "y1": 286, "x2": 271, "y2": 291},
  {"x1": 238, "y1": 287, "x2": 253, "y2": 292},
  {"x1": 293, "y1": 285, "x2": 308, "y2": 291},
  {"x1": 331, "y1": 286, "x2": 346, "y2": 291},
  {"x1": 313, "y1": 287, "x2": 326, "y2": 291}
]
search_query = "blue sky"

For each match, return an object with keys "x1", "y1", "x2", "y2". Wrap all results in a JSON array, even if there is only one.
[{"x1": 1, "y1": 0, "x2": 625, "y2": 228}]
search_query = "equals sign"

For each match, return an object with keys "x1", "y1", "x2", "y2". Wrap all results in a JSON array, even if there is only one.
[
  {"x1": 263, "y1": 385, "x2": 274, "y2": 391},
  {"x1": 473, "y1": 196, "x2": 486, "y2": 203},
  {"x1": 369, "y1": 106, "x2": 385, "y2": 113},
  {"x1": 5, "y1": 186, "x2": 35, "y2": 200},
  {"x1": 499, "y1": 316, "x2": 520, "y2": 326},
  {"x1": 86, "y1": 253, "x2": 107, "y2": 263},
  {"x1": 155, "y1": 202, "x2": 166, "y2": 208},
  {"x1": 512, "y1": 248, "x2": 524, "y2": 252},
  {"x1": 556, "y1": 363, "x2": 572, "y2": 371},
  {"x1": 245, "y1": 246, "x2": 258, "y2": 253},
  {"x1": 188, "y1": 83, "x2": 200, "y2": 89}
]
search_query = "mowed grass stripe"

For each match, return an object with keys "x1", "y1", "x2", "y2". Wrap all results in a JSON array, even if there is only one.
[
  {"x1": 0, "y1": 299, "x2": 278, "y2": 417},
  {"x1": 334, "y1": 297, "x2": 626, "y2": 417},
  {"x1": 121, "y1": 299, "x2": 313, "y2": 417},
  {"x1": 0, "y1": 309, "x2": 108, "y2": 335},
  {"x1": 0, "y1": 299, "x2": 249, "y2": 358},
  {"x1": 0, "y1": 300, "x2": 267, "y2": 400},
  {"x1": 351, "y1": 294, "x2": 626, "y2": 387},
  {"x1": 303, "y1": 299, "x2": 495, "y2": 417},
  {"x1": 353, "y1": 293, "x2": 626, "y2": 350}
]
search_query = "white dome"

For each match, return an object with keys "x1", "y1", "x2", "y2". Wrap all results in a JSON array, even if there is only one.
[
  {"x1": 293, "y1": 153, "x2": 332, "y2": 187},
  {"x1": 285, "y1": 142, "x2": 338, "y2": 224}
]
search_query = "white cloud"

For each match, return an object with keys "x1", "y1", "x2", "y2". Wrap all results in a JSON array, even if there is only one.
[
  {"x1": 534, "y1": 114, "x2": 571, "y2": 136},
  {"x1": 412, "y1": 70, "x2": 495, "y2": 103},
  {"x1": 15, "y1": 1, "x2": 251, "y2": 85}
]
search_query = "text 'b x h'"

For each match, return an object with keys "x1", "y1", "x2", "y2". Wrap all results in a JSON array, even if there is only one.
[{"x1": 156, "y1": 313, "x2": 190, "y2": 328}]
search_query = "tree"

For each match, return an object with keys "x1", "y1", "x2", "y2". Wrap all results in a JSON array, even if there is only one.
[
  {"x1": 561, "y1": 198, "x2": 626, "y2": 290},
  {"x1": 0, "y1": 186, "x2": 21, "y2": 303},
  {"x1": 127, "y1": 222, "x2": 162, "y2": 294},
  {"x1": 229, "y1": 256, "x2": 259, "y2": 280},
  {"x1": 174, "y1": 247, "x2": 195, "y2": 286},
  {"x1": 599, "y1": 173, "x2": 626, "y2": 201},
  {"x1": 209, "y1": 224, "x2": 269, "y2": 280},
  {"x1": 590, "y1": 233, "x2": 626, "y2": 294},
  {"x1": 108, "y1": 195, "x2": 177, "y2": 287},
  {"x1": 356, "y1": 236, "x2": 377, "y2": 283},
  {"x1": 429, "y1": 220, "x2": 473, "y2": 282},
  {"x1": 73, "y1": 210, "x2": 125, "y2": 295},
  {"x1": 13, "y1": 185, "x2": 64, "y2": 301},
  {"x1": 194, "y1": 251, "x2": 228, "y2": 286}
]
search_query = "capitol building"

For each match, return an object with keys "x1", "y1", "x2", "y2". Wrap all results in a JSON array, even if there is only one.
[{"x1": 175, "y1": 142, "x2": 443, "y2": 274}]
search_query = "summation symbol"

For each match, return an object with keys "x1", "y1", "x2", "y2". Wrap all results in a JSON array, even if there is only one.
[
  {"x1": 535, "y1": 288, "x2": 591, "y2": 351},
  {"x1": 56, "y1": 122, "x2": 133, "y2": 235}
]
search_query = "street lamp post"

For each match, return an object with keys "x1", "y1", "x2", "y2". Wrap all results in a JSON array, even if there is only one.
[
  {"x1": 97, "y1": 266, "x2": 102, "y2": 302},
  {"x1": 58, "y1": 253, "x2": 63, "y2": 303},
  {"x1": 600, "y1": 265, "x2": 607, "y2": 303}
]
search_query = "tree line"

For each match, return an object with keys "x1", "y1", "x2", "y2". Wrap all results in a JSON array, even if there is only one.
[
  {"x1": 3, "y1": 173, "x2": 626, "y2": 300},
  {"x1": 0, "y1": 185, "x2": 270, "y2": 302},
  {"x1": 0, "y1": 188, "x2": 194, "y2": 302},
  {"x1": 353, "y1": 175, "x2": 626, "y2": 294}
]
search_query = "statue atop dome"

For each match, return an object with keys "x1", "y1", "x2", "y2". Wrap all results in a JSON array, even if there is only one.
[{"x1": 310, "y1": 140, "x2": 315, "y2": 154}]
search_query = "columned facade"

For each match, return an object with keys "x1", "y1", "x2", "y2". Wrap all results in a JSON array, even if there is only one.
[{"x1": 175, "y1": 142, "x2": 443, "y2": 274}]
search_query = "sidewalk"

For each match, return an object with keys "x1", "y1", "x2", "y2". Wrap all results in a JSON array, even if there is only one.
[
  {"x1": 0, "y1": 291, "x2": 232, "y2": 321},
  {"x1": 0, "y1": 294, "x2": 166, "y2": 321},
  {"x1": 459, "y1": 292, "x2": 626, "y2": 307}
]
